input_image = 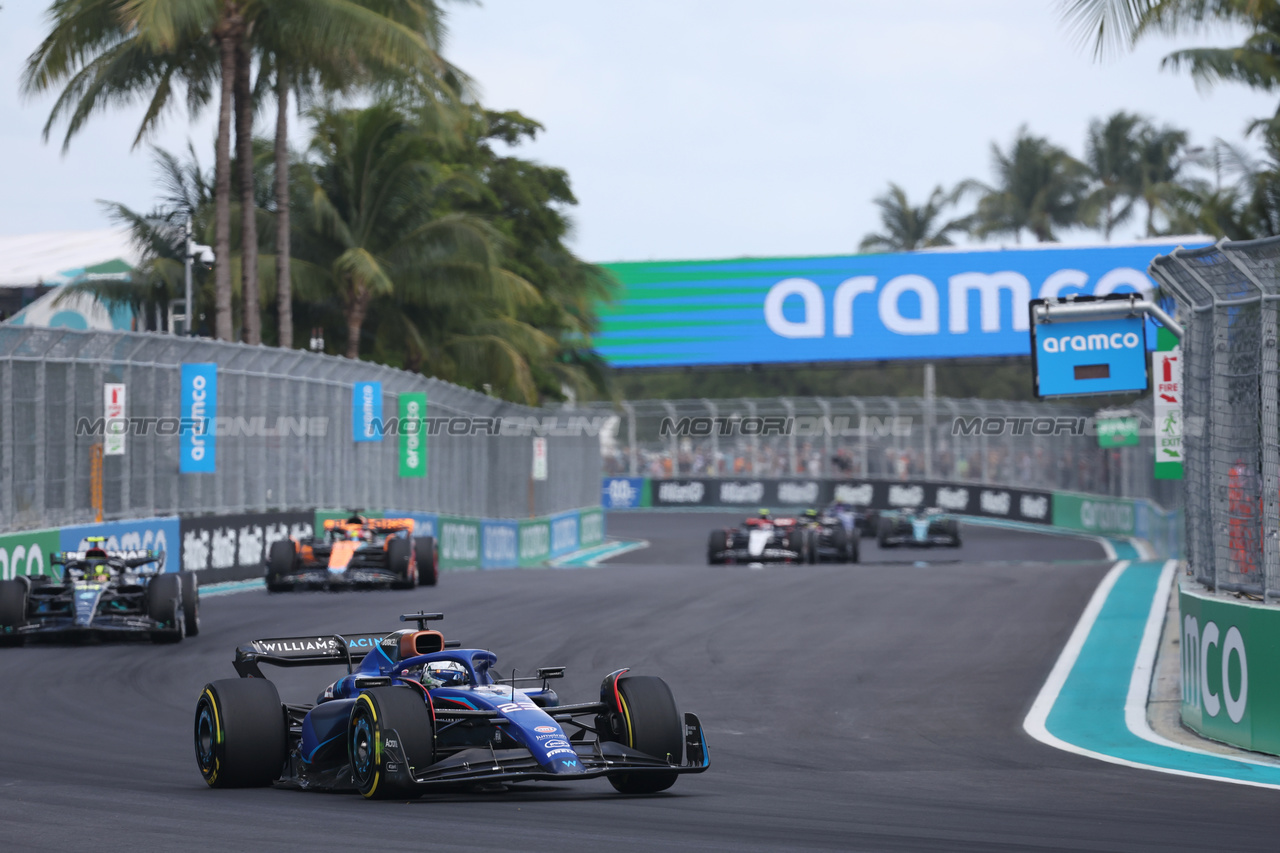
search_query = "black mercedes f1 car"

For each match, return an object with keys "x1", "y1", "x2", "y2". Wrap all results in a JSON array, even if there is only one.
[{"x1": 0, "y1": 540, "x2": 198, "y2": 644}]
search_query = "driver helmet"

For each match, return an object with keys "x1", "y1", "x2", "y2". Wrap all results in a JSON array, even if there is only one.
[
  {"x1": 418, "y1": 661, "x2": 467, "y2": 688},
  {"x1": 804, "y1": 508, "x2": 819, "y2": 519},
  {"x1": 757, "y1": 508, "x2": 771, "y2": 520}
]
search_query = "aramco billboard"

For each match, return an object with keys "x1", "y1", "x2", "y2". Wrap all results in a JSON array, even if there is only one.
[{"x1": 595, "y1": 241, "x2": 1205, "y2": 368}]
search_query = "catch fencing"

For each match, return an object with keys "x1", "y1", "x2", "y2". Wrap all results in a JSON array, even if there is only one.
[
  {"x1": 585, "y1": 396, "x2": 1178, "y2": 505},
  {"x1": 0, "y1": 326, "x2": 599, "y2": 532},
  {"x1": 1151, "y1": 238, "x2": 1280, "y2": 598}
]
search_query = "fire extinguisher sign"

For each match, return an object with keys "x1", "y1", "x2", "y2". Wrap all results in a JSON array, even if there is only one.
[
  {"x1": 1153, "y1": 333, "x2": 1183, "y2": 480},
  {"x1": 104, "y1": 383, "x2": 126, "y2": 456}
]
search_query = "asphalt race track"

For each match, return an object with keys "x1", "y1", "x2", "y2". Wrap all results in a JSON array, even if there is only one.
[{"x1": 1, "y1": 512, "x2": 1275, "y2": 852}]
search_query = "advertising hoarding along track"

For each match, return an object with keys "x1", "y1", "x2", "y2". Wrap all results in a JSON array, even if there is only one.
[
  {"x1": 642, "y1": 477, "x2": 1052, "y2": 524},
  {"x1": 597, "y1": 243, "x2": 1199, "y2": 368}
]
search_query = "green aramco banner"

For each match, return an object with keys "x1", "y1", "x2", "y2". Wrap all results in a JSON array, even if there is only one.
[{"x1": 399, "y1": 392, "x2": 427, "y2": 478}]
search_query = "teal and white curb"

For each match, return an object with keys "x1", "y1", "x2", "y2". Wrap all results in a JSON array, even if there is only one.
[
  {"x1": 1025, "y1": 558, "x2": 1280, "y2": 790},
  {"x1": 550, "y1": 538, "x2": 649, "y2": 568}
]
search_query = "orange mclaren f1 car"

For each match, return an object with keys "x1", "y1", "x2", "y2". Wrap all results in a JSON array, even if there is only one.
[{"x1": 264, "y1": 514, "x2": 438, "y2": 592}]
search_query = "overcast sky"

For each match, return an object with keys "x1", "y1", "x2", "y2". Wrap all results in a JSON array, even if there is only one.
[{"x1": 1, "y1": 1, "x2": 1274, "y2": 263}]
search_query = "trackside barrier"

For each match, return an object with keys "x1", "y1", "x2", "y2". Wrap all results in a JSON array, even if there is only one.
[
  {"x1": 1178, "y1": 586, "x2": 1280, "y2": 755},
  {"x1": 605, "y1": 477, "x2": 1183, "y2": 559},
  {"x1": 0, "y1": 506, "x2": 606, "y2": 582}
]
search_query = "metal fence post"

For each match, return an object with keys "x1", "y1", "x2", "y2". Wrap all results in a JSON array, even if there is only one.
[
  {"x1": 923, "y1": 363, "x2": 935, "y2": 480},
  {"x1": 702, "y1": 398, "x2": 718, "y2": 477}
]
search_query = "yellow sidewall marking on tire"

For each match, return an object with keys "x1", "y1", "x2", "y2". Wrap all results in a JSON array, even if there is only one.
[
  {"x1": 618, "y1": 693, "x2": 635, "y2": 748},
  {"x1": 357, "y1": 694, "x2": 381, "y2": 798}
]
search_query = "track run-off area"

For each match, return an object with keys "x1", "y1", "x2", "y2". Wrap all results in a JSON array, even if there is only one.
[{"x1": 2, "y1": 511, "x2": 1277, "y2": 852}]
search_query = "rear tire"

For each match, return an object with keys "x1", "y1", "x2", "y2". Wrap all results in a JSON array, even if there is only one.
[
  {"x1": 877, "y1": 517, "x2": 895, "y2": 549},
  {"x1": 179, "y1": 571, "x2": 200, "y2": 637},
  {"x1": 147, "y1": 573, "x2": 183, "y2": 643},
  {"x1": 707, "y1": 530, "x2": 728, "y2": 565},
  {"x1": 805, "y1": 529, "x2": 817, "y2": 564},
  {"x1": 414, "y1": 537, "x2": 438, "y2": 586},
  {"x1": 0, "y1": 579, "x2": 28, "y2": 647},
  {"x1": 265, "y1": 539, "x2": 295, "y2": 593},
  {"x1": 605, "y1": 675, "x2": 683, "y2": 794},
  {"x1": 831, "y1": 526, "x2": 850, "y2": 563},
  {"x1": 194, "y1": 678, "x2": 287, "y2": 787},
  {"x1": 388, "y1": 537, "x2": 414, "y2": 590},
  {"x1": 785, "y1": 529, "x2": 804, "y2": 562},
  {"x1": 348, "y1": 687, "x2": 435, "y2": 799}
]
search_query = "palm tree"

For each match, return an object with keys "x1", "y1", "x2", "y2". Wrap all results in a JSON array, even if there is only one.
[
  {"x1": 1061, "y1": 2, "x2": 1280, "y2": 114},
  {"x1": 25, "y1": 0, "x2": 445, "y2": 345},
  {"x1": 295, "y1": 103, "x2": 529, "y2": 362},
  {"x1": 62, "y1": 145, "x2": 217, "y2": 330},
  {"x1": 970, "y1": 127, "x2": 1091, "y2": 243},
  {"x1": 245, "y1": 1, "x2": 455, "y2": 348},
  {"x1": 858, "y1": 183, "x2": 970, "y2": 252},
  {"x1": 22, "y1": 1, "x2": 227, "y2": 334},
  {"x1": 1136, "y1": 123, "x2": 1201, "y2": 235},
  {"x1": 1082, "y1": 111, "x2": 1145, "y2": 240}
]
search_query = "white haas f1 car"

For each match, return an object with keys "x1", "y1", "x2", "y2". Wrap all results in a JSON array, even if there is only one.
[
  {"x1": 876, "y1": 508, "x2": 962, "y2": 548},
  {"x1": 707, "y1": 512, "x2": 804, "y2": 564}
]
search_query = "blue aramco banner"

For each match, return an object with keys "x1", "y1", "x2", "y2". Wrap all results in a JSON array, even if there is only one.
[
  {"x1": 597, "y1": 241, "x2": 1206, "y2": 367},
  {"x1": 180, "y1": 363, "x2": 217, "y2": 473},
  {"x1": 352, "y1": 381, "x2": 383, "y2": 442}
]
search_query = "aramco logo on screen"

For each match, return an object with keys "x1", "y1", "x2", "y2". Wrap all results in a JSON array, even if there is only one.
[{"x1": 761, "y1": 268, "x2": 1152, "y2": 339}]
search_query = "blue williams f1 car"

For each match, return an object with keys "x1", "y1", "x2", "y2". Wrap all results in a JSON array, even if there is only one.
[
  {"x1": 194, "y1": 612, "x2": 709, "y2": 798},
  {"x1": 0, "y1": 538, "x2": 198, "y2": 645}
]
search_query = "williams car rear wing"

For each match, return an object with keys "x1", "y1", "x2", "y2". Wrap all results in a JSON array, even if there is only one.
[
  {"x1": 233, "y1": 629, "x2": 463, "y2": 678},
  {"x1": 233, "y1": 632, "x2": 391, "y2": 678}
]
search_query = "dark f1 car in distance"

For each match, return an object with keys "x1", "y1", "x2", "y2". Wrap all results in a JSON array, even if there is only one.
[
  {"x1": 194, "y1": 612, "x2": 709, "y2": 798},
  {"x1": 798, "y1": 508, "x2": 859, "y2": 563},
  {"x1": 825, "y1": 500, "x2": 880, "y2": 538},
  {"x1": 265, "y1": 513, "x2": 437, "y2": 591},
  {"x1": 707, "y1": 510, "x2": 804, "y2": 564},
  {"x1": 0, "y1": 538, "x2": 198, "y2": 644},
  {"x1": 876, "y1": 508, "x2": 962, "y2": 548}
]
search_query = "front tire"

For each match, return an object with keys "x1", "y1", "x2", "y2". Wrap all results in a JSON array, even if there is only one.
[
  {"x1": 194, "y1": 678, "x2": 287, "y2": 788},
  {"x1": 0, "y1": 579, "x2": 29, "y2": 647},
  {"x1": 348, "y1": 687, "x2": 435, "y2": 799},
  {"x1": 604, "y1": 675, "x2": 683, "y2": 794},
  {"x1": 179, "y1": 571, "x2": 200, "y2": 637},
  {"x1": 147, "y1": 573, "x2": 183, "y2": 643},
  {"x1": 707, "y1": 530, "x2": 728, "y2": 565}
]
